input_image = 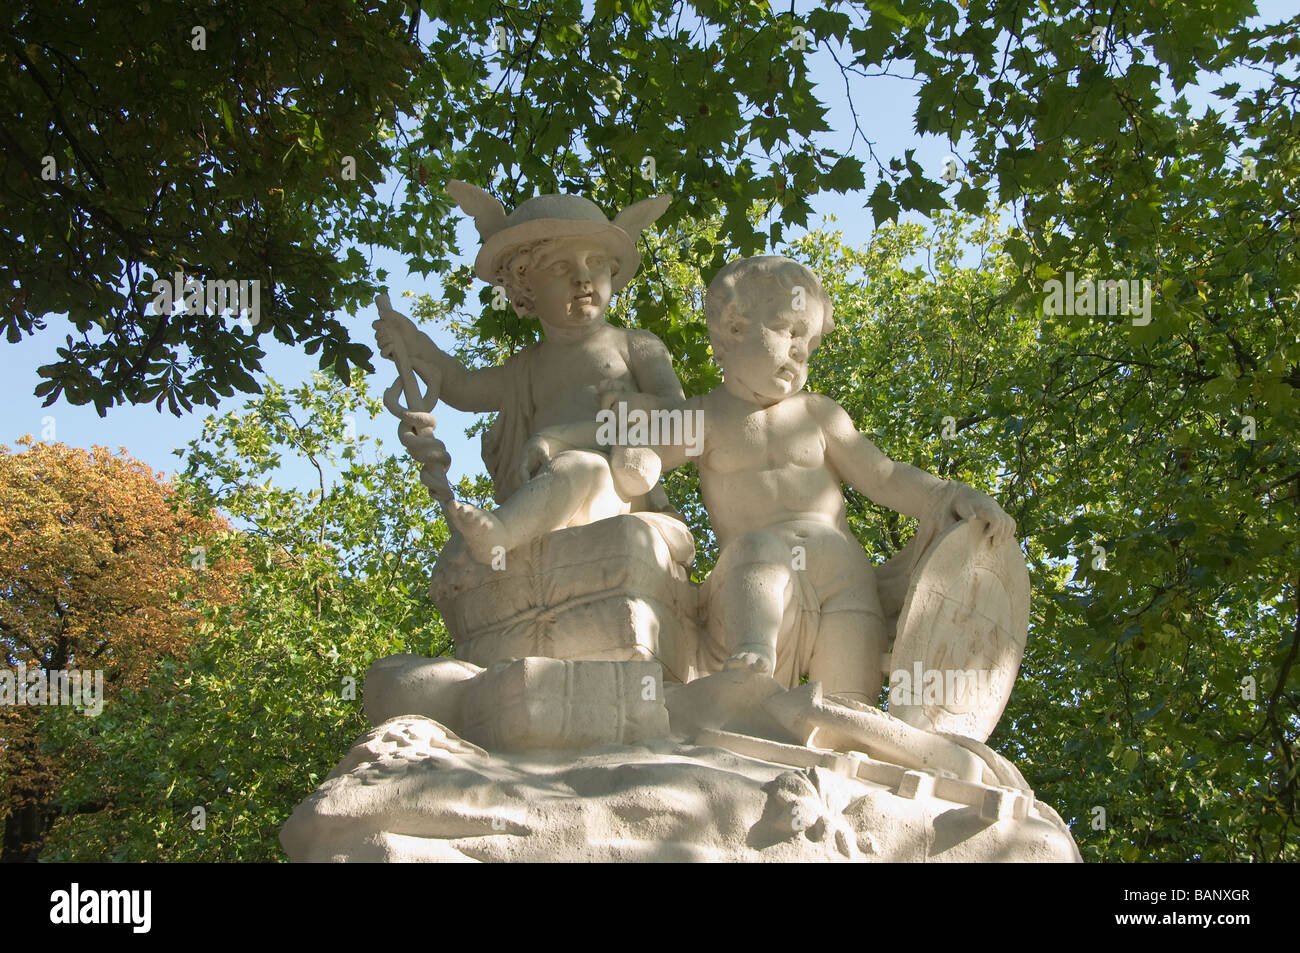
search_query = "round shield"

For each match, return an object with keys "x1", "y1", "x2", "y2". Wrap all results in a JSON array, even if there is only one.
[{"x1": 887, "y1": 519, "x2": 1030, "y2": 742}]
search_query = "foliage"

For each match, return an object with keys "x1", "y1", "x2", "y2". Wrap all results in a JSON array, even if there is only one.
[
  {"x1": 2, "y1": 0, "x2": 419, "y2": 413},
  {"x1": 0, "y1": 437, "x2": 243, "y2": 860},
  {"x1": 795, "y1": 213, "x2": 1297, "y2": 862},
  {"x1": 39, "y1": 373, "x2": 464, "y2": 861},
  {"x1": 15, "y1": 2, "x2": 1294, "y2": 421}
]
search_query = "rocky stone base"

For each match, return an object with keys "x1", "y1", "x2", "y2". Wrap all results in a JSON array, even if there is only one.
[{"x1": 280, "y1": 716, "x2": 1081, "y2": 863}]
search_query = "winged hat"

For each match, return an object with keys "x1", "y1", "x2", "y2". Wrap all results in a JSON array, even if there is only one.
[{"x1": 446, "y1": 180, "x2": 671, "y2": 294}]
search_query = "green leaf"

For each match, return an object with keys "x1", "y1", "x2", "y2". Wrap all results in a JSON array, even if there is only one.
[
  {"x1": 825, "y1": 156, "x2": 865, "y2": 193},
  {"x1": 868, "y1": 181, "x2": 899, "y2": 224}
]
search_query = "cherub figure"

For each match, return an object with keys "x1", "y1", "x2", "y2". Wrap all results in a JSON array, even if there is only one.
[
  {"x1": 646, "y1": 256, "x2": 1016, "y2": 702},
  {"x1": 374, "y1": 182, "x2": 685, "y2": 564}
]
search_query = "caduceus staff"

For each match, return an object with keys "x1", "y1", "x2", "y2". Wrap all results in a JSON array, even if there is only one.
[{"x1": 372, "y1": 293, "x2": 454, "y2": 503}]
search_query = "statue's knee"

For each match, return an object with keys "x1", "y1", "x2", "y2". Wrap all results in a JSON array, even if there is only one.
[
  {"x1": 553, "y1": 449, "x2": 611, "y2": 485},
  {"x1": 365, "y1": 653, "x2": 423, "y2": 692}
]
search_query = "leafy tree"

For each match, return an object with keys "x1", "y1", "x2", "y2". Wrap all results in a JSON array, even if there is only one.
[
  {"x1": 40, "y1": 373, "x2": 468, "y2": 861},
  {"x1": 7, "y1": 1, "x2": 1296, "y2": 424},
  {"x1": 788, "y1": 214, "x2": 1296, "y2": 861},
  {"x1": 11, "y1": 0, "x2": 1298, "y2": 862},
  {"x1": 0, "y1": 437, "x2": 243, "y2": 861},
  {"x1": 3, "y1": 0, "x2": 419, "y2": 413}
]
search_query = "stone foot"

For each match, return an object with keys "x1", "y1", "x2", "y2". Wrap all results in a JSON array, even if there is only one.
[{"x1": 444, "y1": 499, "x2": 508, "y2": 564}]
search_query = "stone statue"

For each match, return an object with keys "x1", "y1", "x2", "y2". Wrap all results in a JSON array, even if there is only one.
[
  {"x1": 649, "y1": 256, "x2": 1015, "y2": 704},
  {"x1": 373, "y1": 182, "x2": 684, "y2": 561},
  {"x1": 280, "y1": 188, "x2": 1080, "y2": 863},
  {"x1": 371, "y1": 182, "x2": 701, "y2": 677}
]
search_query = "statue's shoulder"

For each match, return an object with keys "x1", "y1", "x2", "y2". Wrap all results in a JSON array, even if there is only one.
[
  {"x1": 797, "y1": 389, "x2": 844, "y2": 414},
  {"x1": 608, "y1": 325, "x2": 668, "y2": 364},
  {"x1": 621, "y1": 325, "x2": 667, "y2": 346}
]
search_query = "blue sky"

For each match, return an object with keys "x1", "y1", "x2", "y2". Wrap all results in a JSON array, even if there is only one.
[{"x1": 3, "y1": 1, "x2": 1286, "y2": 498}]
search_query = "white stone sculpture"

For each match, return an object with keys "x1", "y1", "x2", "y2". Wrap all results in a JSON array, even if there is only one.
[
  {"x1": 373, "y1": 182, "x2": 702, "y2": 669},
  {"x1": 653, "y1": 256, "x2": 1016, "y2": 704},
  {"x1": 373, "y1": 181, "x2": 685, "y2": 558},
  {"x1": 281, "y1": 192, "x2": 1080, "y2": 863}
]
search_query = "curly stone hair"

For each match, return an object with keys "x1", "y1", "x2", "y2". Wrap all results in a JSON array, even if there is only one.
[{"x1": 704, "y1": 256, "x2": 835, "y2": 356}]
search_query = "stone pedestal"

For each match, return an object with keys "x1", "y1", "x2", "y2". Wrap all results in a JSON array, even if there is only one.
[
  {"x1": 280, "y1": 713, "x2": 1081, "y2": 863},
  {"x1": 282, "y1": 507, "x2": 1082, "y2": 863},
  {"x1": 461, "y1": 658, "x2": 669, "y2": 752},
  {"x1": 429, "y1": 512, "x2": 699, "y2": 683}
]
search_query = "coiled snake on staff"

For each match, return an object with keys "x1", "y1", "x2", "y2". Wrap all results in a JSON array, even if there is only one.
[{"x1": 373, "y1": 293, "x2": 453, "y2": 503}]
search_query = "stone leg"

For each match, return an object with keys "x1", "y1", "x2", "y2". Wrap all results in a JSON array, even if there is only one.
[
  {"x1": 447, "y1": 450, "x2": 630, "y2": 563},
  {"x1": 711, "y1": 532, "x2": 795, "y2": 676},
  {"x1": 806, "y1": 608, "x2": 887, "y2": 705}
]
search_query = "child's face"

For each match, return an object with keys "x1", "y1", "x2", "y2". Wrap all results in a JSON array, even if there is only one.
[
  {"x1": 720, "y1": 299, "x2": 823, "y2": 404},
  {"x1": 528, "y1": 239, "x2": 614, "y2": 330}
]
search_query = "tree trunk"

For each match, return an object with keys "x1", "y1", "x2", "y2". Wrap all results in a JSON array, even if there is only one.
[
  {"x1": 1, "y1": 793, "x2": 50, "y2": 862},
  {"x1": 0, "y1": 715, "x2": 57, "y2": 862}
]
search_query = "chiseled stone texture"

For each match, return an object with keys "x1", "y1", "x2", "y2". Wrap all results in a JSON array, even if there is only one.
[
  {"x1": 280, "y1": 716, "x2": 1081, "y2": 863},
  {"x1": 430, "y1": 513, "x2": 700, "y2": 684},
  {"x1": 460, "y1": 657, "x2": 669, "y2": 752}
]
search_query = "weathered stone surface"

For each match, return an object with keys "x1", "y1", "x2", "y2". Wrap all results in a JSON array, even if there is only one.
[
  {"x1": 430, "y1": 513, "x2": 700, "y2": 683},
  {"x1": 316, "y1": 187, "x2": 1083, "y2": 865},
  {"x1": 362, "y1": 654, "x2": 481, "y2": 727},
  {"x1": 280, "y1": 716, "x2": 1081, "y2": 863},
  {"x1": 459, "y1": 657, "x2": 670, "y2": 752},
  {"x1": 888, "y1": 519, "x2": 1031, "y2": 741}
]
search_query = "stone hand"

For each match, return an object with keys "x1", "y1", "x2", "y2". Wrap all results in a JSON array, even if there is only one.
[
  {"x1": 519, "y1": 433, "x2": 555, "y2": 483},
  {"x1": 372, "y1": 295, "x2": 422, "y2": 362},
  {"x1": 401, "y1": 426, "x2": 451, "y2": 470},
  {"x1": 952, "y1": 486, "x2": 1017, "y2": 548},
  {"x1": 596, "y1": 379, "x2": 631, "y2": 413},
  {"x1": 598, "y1": 382, "x2": 661, "y2": 416}
]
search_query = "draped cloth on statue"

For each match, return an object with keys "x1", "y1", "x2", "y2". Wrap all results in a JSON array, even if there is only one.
[{"x1": 481, "y1": 343, "x2": 541, "y2": 504}]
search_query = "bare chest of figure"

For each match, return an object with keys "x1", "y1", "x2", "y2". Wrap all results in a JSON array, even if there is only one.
[
  {"x1": 704, "y1": 395, "x2": 826, "y2": 476},
  {"x1": 530, "y1": 338, "x2": 637, "y2": 429}
]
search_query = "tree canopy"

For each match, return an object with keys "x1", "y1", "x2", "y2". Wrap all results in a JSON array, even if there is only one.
[
  {"x1": 0, "y1": 438, "x2": 243, "y2": 860},
  {"x1": 7, "y1": 1, "x2": 1296, "y2": 416},
  {"x1": 39, "y1": 374, "x2": 466, "y2": 861},
  {"x1": 785, "y1": 214, "x2": 1298, "y2": 861}
]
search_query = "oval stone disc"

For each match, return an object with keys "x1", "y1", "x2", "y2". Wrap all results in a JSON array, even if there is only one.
[{"x1": 887, "y1": 519, "x2": 1030, "y2": 742}]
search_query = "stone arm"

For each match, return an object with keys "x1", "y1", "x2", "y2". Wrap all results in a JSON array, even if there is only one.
[
  {"x1": 593, "y1": 331, "x2": 689, "y2": 416},
  {"x1": 625, "y1": 329, "x2": 687, "y2": 407},
  {"x1": 515, "y1": 331, "x2": 686, "y2": 480},
  {"x1": 408, "y1": 340, "x2": 508, "y2": 414},
  {"x1": 586, "y1": 330, "x2": 694, "y2": 494},
  {"x1": 814, "y1": 395, "x2": 1016, "y2": 545},
  {"x1": 373, "y1": 302, "x2": 506, "y2": 413},
  {"x1": 632, "y1": 394, "x2": 705, "y2": 474}
]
